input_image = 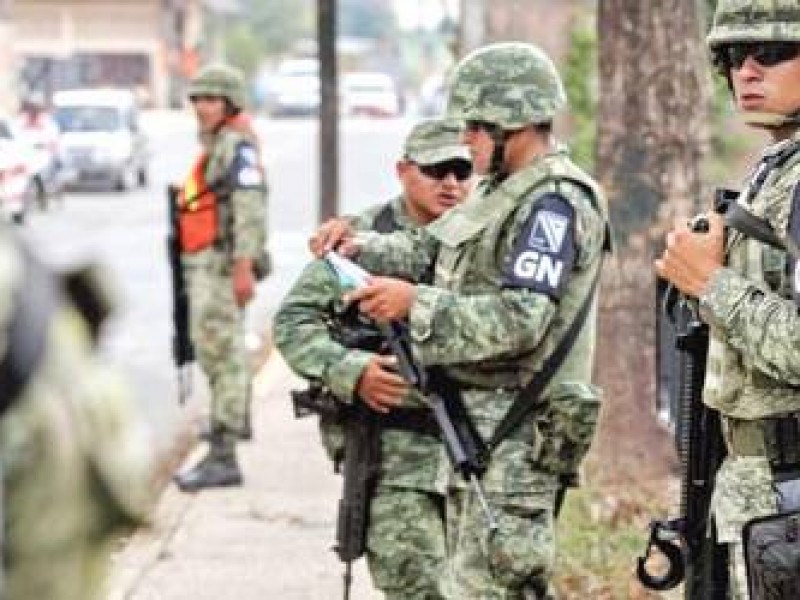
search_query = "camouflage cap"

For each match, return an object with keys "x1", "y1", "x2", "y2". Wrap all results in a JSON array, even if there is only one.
[
  {"x1": 707, "y1": 0, "x2": 800, "y2": 47},
  {"x1": 402, "y1": 119, "x2": 470, "y2": 165},
  {"x1": 446, "y1": 42, "x2": 567, "y2": 130},
  {"x1": 188, "y1": 63, "x2": 247, "y2": 110}
]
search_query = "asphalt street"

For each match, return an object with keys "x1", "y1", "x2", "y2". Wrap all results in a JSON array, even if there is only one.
[{"x1": 20, "y1": 111, "x2": 413, "y2": 455}]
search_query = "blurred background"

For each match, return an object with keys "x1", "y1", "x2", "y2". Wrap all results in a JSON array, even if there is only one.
[{"x1": 0, "y1": 1, "x2": 751, "y2": 598}]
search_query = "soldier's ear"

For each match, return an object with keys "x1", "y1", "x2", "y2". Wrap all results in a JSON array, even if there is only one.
[{"x1": 396, "y1": 160, "x2": 411, "y2": 179}]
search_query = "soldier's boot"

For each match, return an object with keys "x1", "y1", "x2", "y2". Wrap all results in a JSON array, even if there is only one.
[{"x1": 173, "y1": 434, "x2": 242, "y2": 492}]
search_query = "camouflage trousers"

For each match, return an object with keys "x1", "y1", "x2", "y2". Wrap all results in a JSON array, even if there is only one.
[
  {"x1": 184, "y1": 252, "x2": 250, "y2": 435},
  {"x1": 366, "y1": 485, "x2": 448, "y2": 600},
  {"x1": 444, "y1": 489, "x2": 556, "y2": 600}
]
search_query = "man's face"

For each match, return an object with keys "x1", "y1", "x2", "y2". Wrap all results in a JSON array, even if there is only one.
[
  {"x1": 398, "y1": 158, "x2": 473, "y2": 225},
  {"x1": 722, "y1": 42, "x2": 800, "y2": 118},
  {"x1": 461, "y1": 121, "x2": 496, "y2": 175},
  {"x1": 190, "y1": 95, "x2": 227, "y2": 133}
]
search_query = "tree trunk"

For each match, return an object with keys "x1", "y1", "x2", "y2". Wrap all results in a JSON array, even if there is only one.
[{"x1": 585, "y1": 0, "x2": 710, "y2": 491}]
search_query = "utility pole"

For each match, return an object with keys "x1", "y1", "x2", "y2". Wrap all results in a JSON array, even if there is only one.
[
  {"x1": 0, "y1": 0, "x2": 15, "y2": 113},
  {"x1": 317, "y1": 0, "x2": 339, "y2": 223},
  {"x1": 459, "y1": 0, "x2": 486, "y2": 56}
]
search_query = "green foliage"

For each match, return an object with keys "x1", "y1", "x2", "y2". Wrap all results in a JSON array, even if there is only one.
[
  {"x1": 223, "y1": 24, "x2": 263, "y2": 80},
  {"x1": 229, "y1": 0, "x2": 313, "y2": 60},
  {"x1": 338, "y1": 0, "x2": 397, "y2": 40},
  {"x1": 562, "y1": 20, "x2": 598, "y2": 171},
  {"x1": 555, "y1": 487, "x2": 660, "y2": 599}
]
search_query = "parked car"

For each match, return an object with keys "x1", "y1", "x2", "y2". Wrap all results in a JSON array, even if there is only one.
[
  {"x1": 266, "y1": 58, "x2": 320, "y2": 117},
  {"x1": 53, "y1": 89, "x2": 149, "y2": 191},
  {"x1": 0, "y1": 117, "x2": 37, "y2": 223},
  {"x1": 341, "y1": 72, "x2": 400, "y2": 118}
]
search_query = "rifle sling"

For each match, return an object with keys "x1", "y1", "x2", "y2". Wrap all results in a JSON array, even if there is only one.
[{"x1": 486, "y1": 263, "x2": 602, "y2": 451}]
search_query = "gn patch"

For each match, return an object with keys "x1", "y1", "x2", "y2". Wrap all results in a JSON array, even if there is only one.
[
  {"x1": 229, "y1": 141, "x2": 264, "y2": 189},
  {"x1": 502, "y1": 193, "x2": 577, "y2": 299}
]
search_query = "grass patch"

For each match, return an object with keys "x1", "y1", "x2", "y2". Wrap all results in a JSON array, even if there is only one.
[{"x1": 555, "y1": 486, "x2": 670, "y2": 599}]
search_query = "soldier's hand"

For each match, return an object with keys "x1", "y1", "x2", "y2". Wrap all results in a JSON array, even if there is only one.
[
  {"x1": 357, "y1": 354, "x2": 408, "y2": 413},
  {"x1": 345, "y1": 277, "x2": 416, "y2": 322},
  {"x1": 309, "y1": 217, "x2": 359, "y2": 257},
  {"x1": 233, "y1": 258, "x2": 256, "y2": 307},
  {"x1": 655, "y1": 212, "x2": 725, "y2": 298}
]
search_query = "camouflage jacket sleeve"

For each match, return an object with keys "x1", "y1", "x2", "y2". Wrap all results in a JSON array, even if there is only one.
[
  {"x1": 216, "y1": 130, "x2": 268, "y2": 260},
  {"x1": 355, "y1": 227, "x2": 439, "y2": 281},
  {"x1": 408, "y1": 187, "x2": 607, "y2": 366},
  {"x1": 273, "y1": 258, "x2": 372, "y2": 402},
  {"x1": 700, "y1": 267, "x2": 800, "y2": 384},
  {"x1": 408, "y1": 283, "x2": 558, "y2": 365}
]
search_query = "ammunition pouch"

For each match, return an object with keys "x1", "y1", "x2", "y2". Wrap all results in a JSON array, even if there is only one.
[
  {"x1": 534, "y1": 382, "x2": 602, "y2": 478},
  {"x1": 743, "y1": 510, "x2": 800, "y2": 600},
  {"x1": 724, "y1": 414, "x2": 800, "y2": 475}
]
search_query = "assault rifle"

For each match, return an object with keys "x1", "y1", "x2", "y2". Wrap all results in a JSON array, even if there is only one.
[
  {"x1": 290, "y1": 311, "x2": 384, "y2": 600},
  {"x1": 325, "y1": 252, "x2": 499, "y2": 532},
  {"x1": 637, "y1": 215, "x2": 728, "y2": 599},
  {"x1": 166, "y1": 184, "x2": 194, "y2": 403}
]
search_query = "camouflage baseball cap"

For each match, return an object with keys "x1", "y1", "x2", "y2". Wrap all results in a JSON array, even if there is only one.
[
  {"x1": 403, "y1": 119, "x2": 470, "y2": 165},
  {"x1": 446, "y1": 42, "x2": 567, "y2": 130},
  {"x1": 707, "y1": 0, "x2": 800, "y2": 47},
  {"x1": 188, "y1": 63, "x2": 247, "y2": 110}
]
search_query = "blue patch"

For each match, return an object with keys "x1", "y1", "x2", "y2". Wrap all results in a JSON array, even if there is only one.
[
  {"x1": 502, "y1": 193, "x2": 577, "y2": 299},
  {"x1": 228, "y1": 141, "x2": 263, "y2": 189}
]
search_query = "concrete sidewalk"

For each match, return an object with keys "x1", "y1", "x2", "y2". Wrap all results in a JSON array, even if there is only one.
[{"x1": 106, "y1": 355, "x2": 382, "y2": 600}]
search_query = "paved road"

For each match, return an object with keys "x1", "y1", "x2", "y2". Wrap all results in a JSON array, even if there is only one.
[{"x1": 20, "y1": 111, "x2": 414, "y2": 456}]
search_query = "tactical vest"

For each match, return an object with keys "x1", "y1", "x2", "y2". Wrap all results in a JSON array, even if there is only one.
[
  {"x1": 704, "y1": 138, "x2": 800, "y2": 471},
  {"x1": 178, "y1": 152, "x2": 221, "y2": 253},
  {"x1": 425, "y1": 150, "x2": 609, "y2": 390}
]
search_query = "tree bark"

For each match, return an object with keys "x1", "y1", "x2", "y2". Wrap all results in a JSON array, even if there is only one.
[{"x1": 586, "y1": 0, "x2": 710, "y2": 490}]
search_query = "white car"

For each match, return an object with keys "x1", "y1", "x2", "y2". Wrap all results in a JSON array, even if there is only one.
[
  {"x1": 0, "y1": 117, "x2": 38, "y2": 223},
  {"x1": 267, "y1": 58, "x2": 320, "y2": 117},
  {"x1": 341, "y1": 72, "x2": 401, "y2": 118},
  {"x1": 53, "y1": 88, "x2": 149, "y2": 192}
]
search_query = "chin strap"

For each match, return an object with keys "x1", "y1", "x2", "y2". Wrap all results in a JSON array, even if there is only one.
[{"x1": 741, "y1": 110, "x2": 800, "y2": 128}]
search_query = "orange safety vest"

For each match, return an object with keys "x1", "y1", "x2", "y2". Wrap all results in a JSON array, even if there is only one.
[{"x1": 178, "y1": 152, "x2": 219, "y2": 253}]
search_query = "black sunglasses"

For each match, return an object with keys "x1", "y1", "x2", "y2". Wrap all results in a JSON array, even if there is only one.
[
  {"x1": 713, "y1": 42, "x2": 800, "y2": 71},
  {"x1": 189, "y1": 94, "x2": 223, "y2": 103},
  {"x1": 465, "y1": 119, "x2": 499, "y2": 134},
  {"x1": 417, "y1": 159, "x2": 473, "y2": 182}
]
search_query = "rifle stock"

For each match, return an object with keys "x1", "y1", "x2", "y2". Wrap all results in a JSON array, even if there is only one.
[{"x1": 167, "y1": 184, "x2": 194, "y2": 403}]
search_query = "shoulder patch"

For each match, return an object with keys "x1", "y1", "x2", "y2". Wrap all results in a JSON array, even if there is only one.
[
  {"x1": 502, "y1": 193, "x2": 577, "y2": 299},
  {"x1": 228, "y1": 141, "x2": 263, "y2": 189}
]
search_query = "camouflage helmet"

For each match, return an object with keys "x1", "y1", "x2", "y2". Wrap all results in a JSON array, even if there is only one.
[
  {"x1": 707, "y1": 0, "x2": 800, "y2": 48},
  {"x1": 403, "y1": 119, "x2": 471, "y2": 165},
  {"x1": 188, "y1": 63, "x2": 247, "y2": 110},
  {"x1": 446, "y1": 42, "x2": 567, "y2": 130}
]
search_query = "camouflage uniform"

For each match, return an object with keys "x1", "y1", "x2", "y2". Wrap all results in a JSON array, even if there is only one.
[
  {"x1": 704, "y1": 4, "x2": 800, "y2": 597},
  {"x1": 274, "y1": 120, "x2": 470, "y2": 599},
  {"x1": 355, "y1": 44, "x2": 609, "y2": 599},
  {"x1": 0, "y1": 232, "x2": 152, "y2": 600},
  {"x1": 182, "y1": 65, "x2": 268, "y2": 439}
]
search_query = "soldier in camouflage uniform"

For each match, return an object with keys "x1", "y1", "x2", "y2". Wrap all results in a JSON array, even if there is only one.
[
  {"x1": 0, "y1": 231, "x2": 152, "y2": 599},
  {"x1": 274, "y1": 119, "x2": 473, "y2": 599},
  {"x1": 656, "y1": 2, "x2": 800, "y2": 597},
  {"x1": 173, "y1": 64, "x2": 269, "y2": 492},
  {"x1": 312, "y1": 43, "x2": 610, "y2": 599}
]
